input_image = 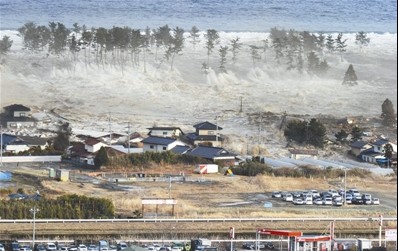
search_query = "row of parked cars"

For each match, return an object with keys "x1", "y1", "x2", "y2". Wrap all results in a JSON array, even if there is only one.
[
  {"x1": 2, "y1": 241, "x2": 129, "y2": 251},
  {"x1": 271, "y1": 188, "x2": 380, "y2": 207}
]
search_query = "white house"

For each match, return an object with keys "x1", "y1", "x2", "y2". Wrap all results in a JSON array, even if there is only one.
[
  {"x1": 289, "y1": 149, "x2": 318, "y2": 160},
  {"x1": 147, "y1": 127, "x2": 184, "y2": 138},
  {"x1": 84, "y1": 138, "x2": 108, "y2": 153},
  {"x1": 142, "y1": 136, "x2": 186, "y2": 152}
]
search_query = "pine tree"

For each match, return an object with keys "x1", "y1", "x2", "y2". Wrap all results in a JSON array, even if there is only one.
[
  {"x1": 230, "y1": 37, "x2": 242, "y2": 64},
  {"x1": 355, "y1": 31, "x2": 370, "y2": 48},
  {"x1": 204, "y1": 29, "x2": 220, "y2": 65},
  {"x1": 381, "y1": 98, "x2": 396, "y2": 126},
  {"x1": 0, "y1": 35, "x2": 13, "y2": 54},
  {"x1": 219, "y1": 45, "x2": 228, "y2": 73},
  {"x1": 189, "y1": 26, "x2": 200, "y2": 49},
  {"x1": 325, "y1": 34, "x2": 335, "y2": 52},
  {"x1": 335, "y1": 33, "x2": 347, "y2": 62},
  {"x1": 342, "y1": 64, "x2": 358, "y2": 85}
]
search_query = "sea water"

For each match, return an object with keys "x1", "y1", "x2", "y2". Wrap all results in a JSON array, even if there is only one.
[{"x1": 0, "y1": 0, "x2": 396, "y2": 33}]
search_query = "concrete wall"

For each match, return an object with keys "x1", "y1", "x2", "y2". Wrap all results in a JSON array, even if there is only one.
[{"x1": 0, "y1": 155, "x2": 62, "y2": 163}]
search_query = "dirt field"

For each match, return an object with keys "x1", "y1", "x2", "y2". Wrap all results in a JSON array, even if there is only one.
[{"x1": 5, "y1": 164, "x2": 397, "y2": 219}]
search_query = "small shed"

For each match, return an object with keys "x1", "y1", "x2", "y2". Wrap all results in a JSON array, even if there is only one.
[{"x1": 55, "y1": 169, "x2": 69, "y2": 182}]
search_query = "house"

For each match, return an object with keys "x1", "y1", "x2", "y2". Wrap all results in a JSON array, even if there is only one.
[
  {"x1": 350, "y1": 141, "x2": 373, "y2": 157},
  {"x1": 84, "y1": 137, "x2": 108, "y2": 153},
  {"x1": 142, "y1": 136, "x2": 186, "y2": 152},
  {"x1": 372, "y1": 139, "x2": 397, "y2": 153},
  {"x1": 73, "y1": 129, "x2": 125, "y2": 145},
  {"x1": 147, "y1": 127, "x2": 184, "y2": 138},
  {"x1": 1, "y1": 104, "x2": 36, "y2": 129},
  {"x1": 1, "y1": 134, "x2": 48, "y2": 154},
  {"x1": 186, "y1": 121, "x2": 223, "y2": 147},
  {"x1": 170, "y1": 145, "x2": 190, "y2": 154},
  {"x1": 186, "y1": 145, "x2": 236, "y2": 165},
  {"x1": 289, "y1": 149, "x2": 318, "y2": 160},
  {"x1": 360, "y1": 148, "x2": 386, "y2": 164}
]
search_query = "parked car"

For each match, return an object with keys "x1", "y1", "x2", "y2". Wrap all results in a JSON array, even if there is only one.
[
  {"x1": 283, "y1": 193, "x2": 293, "y2": 202},
  {"x1": 59, "y1": 247, "x2": 68, "y2": 251},
  {"x1": 78, "y1": 245, "x2": 88, "y2": 251},
  {"x1": 47, "y1": 243, "x2": 57, "y2": 251},
  {"x1": 88, "y1": 245, "x2": 97, "y2": 251},
  {"x1": 0, "y1": 243, "x2": 5, "y2": 251},
  {"x1": 271, "y1": 191, "x2": 282, "y2": 198},
  {"x1": 68, "y1": 246, "x2": 78, "y2": 251},
  {"x1": 364, "y1": 198, "x2": 372, "y2": 205},
  {"x1": 372, "y1": 198, "x2": 380, "y2": 205},
  {"x1": 314, "y1": 198, "x2": 323, "y2": 205},
  {"x1": 323, "y1": 198, "x2": 333, "y2": 205},
  {"x1": 36, "y1": 245, "x2": 46, "y2": 251},
  {"x1": 109, "y1": 245, "x2": 117, "y2": 251},
  {"x1": 20, "y1": 246, "x2": 33, "y2": 251},
  {"x1": 242, "y1": 243, "x2": 254, "y2": 250},
  {"x1": 352, "y1": 198, "x2": 364, "y2": 205},
  {"x1": 333, "y1": 200, "x2": 343, "y2": 206},
  {"x1": 264, "y1": 242, "x2": 275, "y2": 250},
  {"x1": 293, "y1": 198, "x2": 304, "y2": 205},
  {"x1": 117, "y1": 243, "x2": 128, "y2": 251}
]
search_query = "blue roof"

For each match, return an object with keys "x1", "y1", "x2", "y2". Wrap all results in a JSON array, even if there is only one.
[
  {"x1": 1, "y1": 133, "x2": 17, "y2": 145},
  {"x1": 0, "y1": 171, "x2": 12, "y2": 181},
  {"x1": 142, "y1": 136, "x2": 176, "y2": 145}
]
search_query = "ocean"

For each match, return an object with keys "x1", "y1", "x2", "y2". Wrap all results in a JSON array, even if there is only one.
[{"x1": 0, "y1": 0, "x2": 397, "y2": 33}]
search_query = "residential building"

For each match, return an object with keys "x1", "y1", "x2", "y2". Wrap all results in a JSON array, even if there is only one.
[
  {"x1": 350, "y1": 141, "x2": 373, "y2": 157},
  {"x1": 186, "y1": 145, "x2": 236, "y2": 165},
  {"x1": 186, "y1": 121, "x2": 223, "y2": 147},
  {"x1": 142, "y1": 136, "x2": 186, "y2": 152},
  {"x1": 1, "y1": 134, "x2": 48, "y2": 154},
  {"x1": 147, "y1": 127, "x2": 184, "y2": 138},
  {"x1": 1, "y1": 104, "x2": 36, "y2": 129}
]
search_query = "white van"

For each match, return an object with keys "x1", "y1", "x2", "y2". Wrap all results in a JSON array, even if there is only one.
[{"x1": 284, "y1": 193, "x2": 293, "y2": 202}]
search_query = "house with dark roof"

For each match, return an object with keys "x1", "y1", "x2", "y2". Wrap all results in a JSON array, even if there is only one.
[
  {"x1": 142, "y1": 136, "x2": 186, "y2": 152},
  {"x1": 186, "y1": 145, "x2": 236, "y2": 165},
  {"x1": 170, "y1": 145, "x2": 190, "y2": 154},
  {"x1": 186, "y1": 121, "x2": 223, "y2": 147},
  {"x1": 84, "y1": 137, "x2": 108, "y2": 153},
  {"x1": 350, "y1": 141, "x2": 373, "y2": 157},
  {"x1": 147, "y1": 127, "x2": 184, "y2": 138},
  {"x1": 372, "y1": 139, "x2": 397, "y2": 153},
  {"x1": 1, "y1": 134, "x2": 48, "y2": 153},
  {"x1": 1, "y1": 104, "x2": 36, "y2": 129}
]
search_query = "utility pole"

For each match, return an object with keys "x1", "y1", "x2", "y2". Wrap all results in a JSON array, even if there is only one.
[
  {"x1": 239, "y1": 96, "x2": 243, "y2": 113},
  {"x1": 30, "y1": 206, "x2": 39, "y2": 249},
  {"x1": 258, "y1": 113, "x2": 263, "y2": 144},
  {"x1": 379, "y1": 214, "x2": 383, "y2": 247},
  {"x1": 108, "y1": 112, "x2": 112, "y2": 145},
  {"x1": 127, "y1": 122, "x2": 131, "y2": 154},
  {"x1": 215, "y1": 115, "x2": 219, "y2": 146}
]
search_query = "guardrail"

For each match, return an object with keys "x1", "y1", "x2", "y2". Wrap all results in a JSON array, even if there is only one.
[{"x1": 0, "y1": 217, "x2": 396, "y2": 224}]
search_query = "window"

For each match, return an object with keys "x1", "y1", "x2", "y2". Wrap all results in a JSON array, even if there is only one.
[
  {"x1": 20, "y1": 112, "x2": 26, "y2": 117},
  {"x1": 163, "y1": 132, "x2": 167, "y2": 135},
  {"x1": 163, "y1": 146, "x2": 167, "y2": 150},
  {"x1": 208, "y1": 131, "x2": 214, "y2": 135},
  {"x1": 150, "y1": 145, "x2": 154, "y2": 149}
]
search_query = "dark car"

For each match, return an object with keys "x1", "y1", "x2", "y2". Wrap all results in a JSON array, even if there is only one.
[
  {"x1": 264, "y1": 242, "x2": 275, "y2": 250},
  {"x1": 352, "y1": 198, "x2": 364, "y2": 205},
  {"x1": 242, "y1": 243, "x2": 254, "y2": 250}
]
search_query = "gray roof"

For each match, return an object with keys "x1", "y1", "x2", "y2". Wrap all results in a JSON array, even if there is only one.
[
  {"x1": 350, "y1": 141, "x2": 370, "y2": 149},
  {"x1": 193, "y1": 121, "x2": 223, "y2": 130},
  {"x1": 3, "y1": 104, "x2": 31, "y2": 112},
  {"x1": 170, "y1": 145, "x2": 190, "y2": 154},
  {"x1": 187, "y1": 145, "x2": 235, "y2": 160},
  {"x1": 18, "y1": 136, "x2": 48, "y2": 145},
  {"x1": 373, "y1": 139, "x2": 390, "y2": 146},
  {"x1": 142, "y1": 136, "x2": 176, "y2": 145}
]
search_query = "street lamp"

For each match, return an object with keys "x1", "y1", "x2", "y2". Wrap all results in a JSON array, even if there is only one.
[{"x1": 30, "y1": 206, "x2": 40, "y2": 249}]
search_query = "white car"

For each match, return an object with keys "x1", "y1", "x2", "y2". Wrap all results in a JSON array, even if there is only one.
[
  {"x1": 88, "y1": 245, "x2": 98, "y2": 251},
  {"x1": 314, "y1": 198, "x2": 323, "y2": 205},
  {"x1": 47, "y1": 243, "x2": 57, "y2": 251},
  {"x1": 333, "y1": 200, "x2": 343, "y2": 206},
  {"x1": 323, "y1": 198, "x2": 333, "y2": 205},
  {"x1": 78, "y1": 245, "x2": 88, "y2": 251},
  {"x1": 0, "y1": 243, "x2": 5, "y2": 251},
  {"x1": 293, "y1": 198, "x2": 304, "y2": 205},
  {"x1": 372, "y1": 198, "x2": 380, "y2": 205}
]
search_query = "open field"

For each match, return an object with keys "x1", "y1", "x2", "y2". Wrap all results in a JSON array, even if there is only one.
[{"x1": 0, "y1": 163, "x2": 396, "y2": 238}]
